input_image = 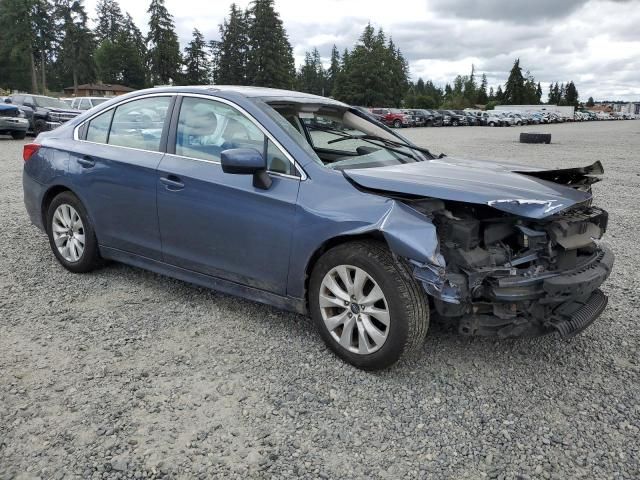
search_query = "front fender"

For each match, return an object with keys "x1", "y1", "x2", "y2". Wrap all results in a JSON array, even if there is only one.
[{"x1": 288, "y1": 169, "x2": 443, "y2": 299}]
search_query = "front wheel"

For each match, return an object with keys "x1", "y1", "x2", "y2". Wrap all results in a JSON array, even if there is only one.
[
  {"x1": 309, "y1": 241, "x2": 429, "y2": 370},
  {"x1": 11, "y1": 131, "x2": 26, "y2": 140},
  {"x1": 393, "y1": 119, "x2": 402, "y2": 128},
  {"x1": 46, "y1": 191, "x2": 103, "y2": 273}
]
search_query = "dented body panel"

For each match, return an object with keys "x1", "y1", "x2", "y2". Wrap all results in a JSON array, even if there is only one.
[{"x1": 343, "y1": 157, "x2": 596, "y2": 218}]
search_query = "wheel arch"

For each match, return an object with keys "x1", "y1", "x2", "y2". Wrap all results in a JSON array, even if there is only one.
[
  {"x1": 303, "y1": 232, "x2": 388, "y2": 308},
  {"x1": 41, "y1": 185, "x2": 74, "y2": 228}
]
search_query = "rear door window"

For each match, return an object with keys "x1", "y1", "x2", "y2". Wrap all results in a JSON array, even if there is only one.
[{"x1": 108, "y1": 96, "x2": 171, "y2": 151}]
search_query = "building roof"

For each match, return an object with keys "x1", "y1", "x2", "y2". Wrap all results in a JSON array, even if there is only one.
[{"x1": 63, "y1": 83, "x2": 135, "y2": 93}]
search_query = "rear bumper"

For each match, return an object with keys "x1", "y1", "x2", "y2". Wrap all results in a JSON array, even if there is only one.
[{"x1": 23, "y1": 171, "x2": 46, "y2": 231}]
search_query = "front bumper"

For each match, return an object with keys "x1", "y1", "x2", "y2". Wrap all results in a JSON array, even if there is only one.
[
  {"x1": 0, "y1": 117, "x2": 29, "y2": 133},
  {"x1": 415, "y1": 244, "x2": 614, "y2": 338}
]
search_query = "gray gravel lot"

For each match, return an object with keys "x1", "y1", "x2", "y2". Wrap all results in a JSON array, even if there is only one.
[{"x1": 1, "y1": 121, "x2": 639, "y2": 479}]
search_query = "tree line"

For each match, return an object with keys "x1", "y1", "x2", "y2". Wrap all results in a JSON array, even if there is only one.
[{"x1": 0, "y1": 0, "x2": 580, "y2": 108}]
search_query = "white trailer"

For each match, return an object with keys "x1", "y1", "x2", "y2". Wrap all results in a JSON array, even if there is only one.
[{"x1": 495, "y1": 104, "x2": 575, "y2": 118}]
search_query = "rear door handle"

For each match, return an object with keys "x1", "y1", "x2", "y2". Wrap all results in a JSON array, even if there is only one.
[
  {"x1": 77, "y1": 155, "x2": 95, "y2": 168},
  {"x1": 160, "y1": 175, "x2": 185, "y2": 191}
]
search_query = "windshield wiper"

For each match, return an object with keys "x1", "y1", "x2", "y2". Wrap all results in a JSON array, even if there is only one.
[
  {"x1": 305, "y1": 125, "x2": 419, "y2": 162},
  {"x1": 327, "y1": 133, "x2": 436, "y2": 160}
]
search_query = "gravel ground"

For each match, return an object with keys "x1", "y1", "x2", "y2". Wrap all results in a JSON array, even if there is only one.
[{"x1": 1, "y1": 121, "x2": 639, "y2": 480}]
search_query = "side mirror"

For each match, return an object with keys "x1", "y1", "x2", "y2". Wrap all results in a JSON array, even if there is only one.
[{"x1": 221, "y1": 148, "x2": 272, "y2": 190}]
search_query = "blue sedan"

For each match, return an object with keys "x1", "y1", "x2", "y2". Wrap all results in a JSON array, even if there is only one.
[{"x1": 22, "y1": 86, "x2": 613, "y2": 369}]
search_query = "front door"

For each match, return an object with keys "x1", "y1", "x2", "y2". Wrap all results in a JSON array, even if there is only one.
[{"x1": 157, "y1": 96, "x2": 300, "y2": 295}]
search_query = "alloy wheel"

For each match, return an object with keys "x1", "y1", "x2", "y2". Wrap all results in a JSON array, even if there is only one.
[
  {"x1": 319, "y1": 265, "x2": 390, "y2": 354},
  {"x1": 52, "y1": 204, "x2": 85, "y2": 262}
]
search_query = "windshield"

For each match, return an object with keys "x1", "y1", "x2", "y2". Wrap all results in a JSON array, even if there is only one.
[
  {"x1": 34, "y1": 96, "x2": 71, "y2": 109},
  {"x1": 255, "y1": 101, "x2": 430, "y2": 170},
  {"x1": 92, "y1": 98, "x2": 108, "y2": 106}
]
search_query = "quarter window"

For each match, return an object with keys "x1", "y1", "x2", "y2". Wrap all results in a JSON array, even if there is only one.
[
  {"x1": 108, "y1": 96, "x2": 171, "y2": 152},
  {"x1": 86, "y1": 109, "x2": 114, "y2": 144}
]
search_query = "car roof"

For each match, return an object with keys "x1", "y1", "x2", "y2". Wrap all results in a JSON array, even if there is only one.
[{"x1": 145, "y1": 85, "x2": 349, "y2": 107}]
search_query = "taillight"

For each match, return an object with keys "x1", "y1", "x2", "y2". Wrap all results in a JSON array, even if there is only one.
[{"x1": 23, "y1": 143, "x2": 40, "y2": 162}]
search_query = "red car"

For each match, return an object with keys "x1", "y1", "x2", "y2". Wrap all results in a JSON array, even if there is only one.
[{"x1": 370, "y1": 108, "x2": 412, "y2": 128}]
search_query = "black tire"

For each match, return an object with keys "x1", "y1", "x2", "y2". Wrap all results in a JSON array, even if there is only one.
[
  {"x1": 393, "y1": 119, "x2": 402, "y2": 128},
  {"x1": 309, "y1": 240, "x2": 429, "y2": 370},
  {"x1": 520, "y1": 132, "x2": 552, "y2": 144},
  {"x1": 46, "y1": 191, "x2": 103, "y2": 273},
  {"x1": 489, "y1": 121, "x2": 496, "y2": 127},
  {"x1": 34, "y1": 119, "x2": 46, "y2": 137},
  {"x1": 11, "y1": 131, "x2": 26, "y2": 140},
  {"x1": 452, "y1": 120, "x2": 459, "y2": 126}
]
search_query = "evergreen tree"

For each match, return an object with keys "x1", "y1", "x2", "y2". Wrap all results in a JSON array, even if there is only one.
[
  {"x1": 209, "y1": 40, "x2": 221, "y2": 84},
  {"x1": 477, "y1": 73, "x2": 488, "y2": 104},
  {"x1": 147, "y1": 0, "x2": 181, "y2": 85},
  {"x1": 495, "y1": 85, "x2": 504, "y2": 102},
  {"x1": 297, "y1": 48, "x2": 325, "y2": 95},
  {"x1": 564, "y1": 81, "x2": 579, "y2": 107},
  {"x1": 94, "y1": 7, "x2": 146, "y2": 88},
  {"x1": 536, "y1": 82, "x2": 543, "y2": 104},
  {"x1": 586, "y1": 96, "x2": 595, "y2": 107},
  {"x1": 503, "y1": 58, "x2": 525, "y2": 104},
  {"x1": 246, "y1": 0, "x2": 295, "y2": 88},
  {"x1": 217, "y1": 4, "x2": 249, "y2": 85},
  {"x1": 0, "y1": 0, "x2": 56, "y2": 93},
  {"x1": 56, "y1": 0, "x2": 97, "y2": 94},
  {"x1": 327, "y1": 45, "x2": 340, "y2": 96},
  {"x1": 332, "y1": 24, "x2": 409, "y2": 106},
  {"x1": 94, "y1": 0, "x2": 124, "y2": 44},
  {"x1": 183, "y1": 28, "x2": 210, "y2": 84}
]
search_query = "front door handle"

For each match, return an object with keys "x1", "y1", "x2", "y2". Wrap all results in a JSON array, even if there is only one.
[
  {"x1": 77, "y1": 155, "x2": 95, "y2": 168},
  {"x1": 160, "y1": 175, "x2": 185, "y2": 191}
]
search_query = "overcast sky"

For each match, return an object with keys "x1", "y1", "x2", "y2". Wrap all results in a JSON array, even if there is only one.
[{"x1": 85, "y1": 0, "x2": 640, "y2": 101}]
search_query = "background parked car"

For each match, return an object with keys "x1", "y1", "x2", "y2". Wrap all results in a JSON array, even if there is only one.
[
  {"x1": 370, "y1": 108, "x2": 411, "y2": 128},
  {"x1": 402, "y1": 109, "x2": 427, "y2": 127},
  {"x1": 69, "y1": 96, "x2": 109, "y2": 111},
  {"x1": 443, "y1": 110, "x2": 467, "y2": 126},
  {"x1": 5, "y1": 94, "x2": 81, "y2": 135},
  {"x1": 0, "y1": 103, "x2": 29, "y2": 139}
]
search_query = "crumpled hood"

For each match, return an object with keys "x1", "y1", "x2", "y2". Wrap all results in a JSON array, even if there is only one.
[{"x1": 344, "y1": 157, "x2": 601, "y2": 219}]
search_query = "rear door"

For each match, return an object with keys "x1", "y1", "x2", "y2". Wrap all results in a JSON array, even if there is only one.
[
  {"x1": 69, "y1": 94, "x2": 174, "y2": 260},
  {"x1": 156, "y1": 95, "x2": 300, "y2": 294}
]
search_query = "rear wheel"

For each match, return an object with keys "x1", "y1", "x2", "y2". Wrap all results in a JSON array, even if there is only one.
[
  {"x1": 309, "y1": 241, "x2": 429, "y2": 370},
  {"x1": 46, "y1": 191, "x2": 102, "y2": 273},
  {"x1": 11, "y1": 131, "x2": 26, "y2": 140},
  {"x1": 393, "y1": 119, "x2": 402, "y2": 128}
]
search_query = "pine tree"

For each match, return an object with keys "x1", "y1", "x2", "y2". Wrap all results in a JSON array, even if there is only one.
[
  {"x1": 56, "y1": 0, "x2": 97, "y2": 94},
  {"x1": 94, "y1": 0, "x2": 124, "y2": 44},
  {"x1": 536, "y1": 82, "x2": 543, "y2": 104},
  {"x1": 477, "y1": 73, "x2": 488, "y2": 104},
  {"x1": 208, "y1": 40, "x2": 221, "y2": 84},
  {"x1": 0, "y1": 0, "x2": 56, "y2": 93},
  {"x1": 147, "y1": 0, "x2": 181, "y2": 85},
  {"x1": 564, "y1": 81, "x2": 579, "y2": 107},
  {"x1": 217, "y1": 4, "x2": 249, "y2": 84},
  {"x1": 332, "y1": 24, "x2": 409, "y2": 106},
  {"x1": 183, "y1": 28, "x2": 210, "y2": 84},
  {"x1": 495, "y1": 85, "x2": 504, "y2": 102},
  {"x1": 586, "y1": 96, "x2": 595, "y2": 107},
  {"x1": 246, "y1": 0, "x2": 295, "y2": 88},
  {"x1": 503, "y1": 58, "x2": 525, "y2": 104},
  {"x1": 327, "y1": 45, "x2": 340, "y2": 96}
]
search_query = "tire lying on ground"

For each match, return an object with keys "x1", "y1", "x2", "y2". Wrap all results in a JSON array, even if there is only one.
[{"x1": 520, "y1": 132, "x2": 551, "y2": 144}]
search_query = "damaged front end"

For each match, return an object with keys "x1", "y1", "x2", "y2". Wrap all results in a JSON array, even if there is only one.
[{"x1": 408, "y1": 198, "x2": 614, "y2": 338}]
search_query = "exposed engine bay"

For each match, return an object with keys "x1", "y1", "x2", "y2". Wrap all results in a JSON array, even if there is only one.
[{"x1": 407, "y1": 197, "x2": 613, "y2": 338}]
